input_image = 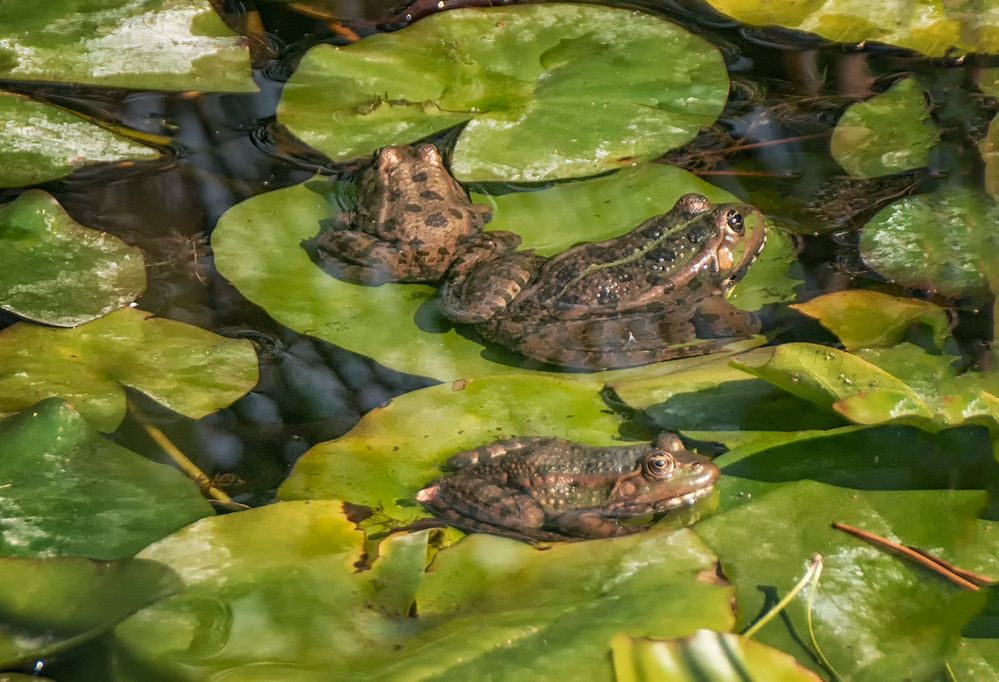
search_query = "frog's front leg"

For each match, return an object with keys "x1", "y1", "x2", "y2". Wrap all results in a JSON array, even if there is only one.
[
  {"x1": 552, "y1": 510, "x2": 644, "y2": 539},
  {"x1": 693, "y1": 295, "x2": 761, "y2": 338}
]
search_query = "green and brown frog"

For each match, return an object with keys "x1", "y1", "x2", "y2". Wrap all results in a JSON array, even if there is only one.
[
  {"x1": 312, "y1": 144, "x2": 511, "y2": 284},
  {"x1": 417, "y1": 433, "x2": 720, "y2": 542},
  {"x1": 439, "y1": 193, "x2": 767, "y2": 369}
]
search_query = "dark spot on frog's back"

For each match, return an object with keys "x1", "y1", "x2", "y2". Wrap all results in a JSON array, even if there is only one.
[
  {"x1": 404, "y1": 203, "x2": 423, "y2": 213},
  {"x1": 686, "y1": 227, "x2": 707, "y2": 243},
  {"x1": 645, "y1": 248, "x2": 676, "y2": 263},
  {"x1": 420, "y1": 189, "x2": 445, "y2": 201},
  {"x1": 411, "y1": 171, "x2": 429, "y2": 183},
  {"x1": 425, "y1": 212, "x2": 449, "y2": 228}
]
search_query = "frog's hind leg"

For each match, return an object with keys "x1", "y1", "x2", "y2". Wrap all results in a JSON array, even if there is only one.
[
  {"x1": 554, "y1": 510, "x2": 645, "y2": 539},
  {"x1": 313, "y1": 229, "x2": 452, "y2": 284},
  {"x1": 418, "y1": 480, "x2": 564, "y2": 542}
]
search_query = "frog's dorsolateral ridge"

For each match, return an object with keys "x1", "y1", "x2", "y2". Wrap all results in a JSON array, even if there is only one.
[{"x1": 417, "y1": 433, "x2": 720, "y2": 542}]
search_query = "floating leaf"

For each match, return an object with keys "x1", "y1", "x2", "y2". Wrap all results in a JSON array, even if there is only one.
[
  {"x1": 859, "y1": 186, "x2": 999, "y2": 297},
  {"x1": 0, "y1": 307, "x2": 258, "y2": 431},
  {"x1": 791, "y1": 290, "x2": 951, "y2": 351},
  {"x1": 279, "y1": 374, "x2": 623, "y2": 526},
  {"x1": 277, "y1": 4, "x2": 728, "y2": 181},
  {"x1": 830, "y1": 78, "x2": 938, "y2": 177},
  {"x1": 0, "y1": 0, "x2": 256, "y2": 92},
  {"x1": 0, "y1": 399, "x2": 214, "y2": 559},
  {"x1": 697, "y1": 481, "x2": 990, "y2": 679},
  {"x1": 213, "y1": 164, "x2": 789, "y2": 380},
  {"x1": 702, "y1": 0, "x2": 999, "y2": 56},
  {"x1": 611, "y1": 630, "x2": 822, "y2": 682},
  {"x1": 0, "y1": 190, "x2": 146, "y2": 325},
  {"x1": 0, "y1": 555, "x2": 180, "y2": 669},
  {"x1": 0, "y1": 92, "x2": 159, "y2": 188},
  {"x1": 113, "y1": 502, "x2": 732, "y2": 679}
]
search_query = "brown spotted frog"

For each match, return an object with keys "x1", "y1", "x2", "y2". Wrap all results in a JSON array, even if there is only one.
[
  {"x1": 313, "y1": 144, "x2": 509, "y2": 284},
  {"x1": 417, "y1": 433, "x2": 719, "y2": 542},
  {"x1": 439, "y1": 193, "x2": 767, "y2": 369}
]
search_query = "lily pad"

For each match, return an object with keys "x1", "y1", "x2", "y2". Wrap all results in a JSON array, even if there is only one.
[
  {"x1": 858, "y1": 186, "x2": 999, "y2": 297},
  {"x1": 697, "y1": 481, "x2": 990, "y2": 680},
  {"x1": 277, "y1": 4, "x2": 729, "y2": 181},
  {"x1": 213, "y1": 163, "x2": 792, "y2": 380},
  {"x1": 113, "y1": 501, "x2": 733, "y2": 679},
  {"x1": 0, "y1": 307, "x2": 258, "y2": 432},
  {"x1": 702, "y1": 0, "x2": 999, "y2": 56},
  {"x1": 278, "y1": 374, "x2": 623, "y2": 526},
  {"x1": 0, "y1": 92, "x2": 160, "y2": 188},
  {"x1": 0, "y1": 398, "x2": 214, "y2": 559},
  {"x1": 791, "y1": 290, "x2": 951, "y2": 351},
  {"x1": 0, "y1": 190, "x2": 146, "y2": 326},
  {"x1": 830, "y1": 78, "x2": 938, "y2": 177},
  {"x1": 0, "y1": 0, "x2": 256, "y2": 92},
  {"x1": 0, "y1": 555, "x2": 181, "y2": 669},
  {"x1": 611, "y1": 630, "x2": 822, "y2": 682}
]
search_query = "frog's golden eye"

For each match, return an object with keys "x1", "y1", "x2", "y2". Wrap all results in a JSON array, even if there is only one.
[
  {"x1": 726, "y1": 210, "x2": 744, "y2": 234},
  {"x1": 645, "y1": 453, "x2": 675, "y2": 478}
]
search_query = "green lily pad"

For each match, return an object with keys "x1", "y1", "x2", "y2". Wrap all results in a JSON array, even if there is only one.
[
  {"x1": 611, "y1": 630, "x2": 822, "y2": 681},
  {"x1": 791, "y1": 290, "x2": 951, "y2": 351},
  {"x1": 0, "y1": 92, "x2": 160, "y2": 188},
  {"x1": 0, "y1": 190, "x2": 146, "y2": 325},
  {"x1": 113, "y1": 502, "x2": 733, "y2": 679},
  {"x1": 213, "y1": 163, "x2": 792, "y2": 380},
  {"x1": 277, "y1": 4, "x2": 728, "y2": 181},
  {"x1": 0, "y1": 0, "x2": 256, "y2": 92},
  {"x1": 859, "y1": 186, "x2": 999, "y2": 297},
  {"x1": 703, "y1": 0, "x2": 999, "y2": 56},
  {"x1": 0, "y1": 307, "x2": 258, "y2": 431},
  {"x1": 0, "y1": 555, "x2": 180, "y2": 669},
  {"x1": 697, "y1": 481, "x2": 990, "y2": 680},
  {"x1": 0, "y1": 398, "x2": 214, "y2": 559},
  {"x1": 830, "y1": 78, "x2": 938, "y2": 178},
  {"x1": 279, "y1": 374, "x2": 623, "y2": 526}
]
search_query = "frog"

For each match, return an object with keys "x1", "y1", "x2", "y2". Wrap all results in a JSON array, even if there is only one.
[
  {"x1": 416, "y1": 433, "x2": 720, "y2": 542},
  {"x1": 439, "y1": 193, "x2": 767, "y2": 369},
  {"x1": 311, "y1": 143, "x2": 503, "y2": 285}
]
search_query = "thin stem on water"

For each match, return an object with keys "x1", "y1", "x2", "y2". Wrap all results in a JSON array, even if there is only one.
[{"x1": 742, "y1": 553, "x2": 823, "y2": 638}]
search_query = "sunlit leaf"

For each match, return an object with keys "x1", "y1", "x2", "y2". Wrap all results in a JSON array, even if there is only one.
[
  {"x1": 791, "y1": 290, "x2": 951, "y2": 351},
  {"x1": 0, "y1": 307, "x2": 258, "y2": 431},
  {"x1": 113, "y1": 502, "x2": 732, "y2": 679},
  {"x1": 0, "y1": 190, "x2": 146, "y2": 325},
  {"x1": 277, "y1": 4, "x2": 728, "y2": 181},
  {"x1": 0, "y1": 555, "x2": 180, "y2": 668},
  {"x1": 702, "y1": 0, "x2": 999, "y2": 56},
  {"x1": 0, "y1": 0, "x2": 256, "y2": 92},
  {"x1": 830, "y1": 78, "x2": 938, "y2": 177},
  {"x1": 0, "y1": 399, "x2": 214, "y2": 559},
  {"x1": 0, "y1": 92, "x2": 159, "y2": 188}
]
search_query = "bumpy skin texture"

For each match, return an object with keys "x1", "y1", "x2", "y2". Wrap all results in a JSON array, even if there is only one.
[
  {"x1": 416, "y1": 433, "x2": 720, "y2": 542},
  {"x1": 312, "y1": 144, "x2": 503, "y2": 285},
  {"x1": 439, "y1": 193, "x2": 767, "y2": 369}
]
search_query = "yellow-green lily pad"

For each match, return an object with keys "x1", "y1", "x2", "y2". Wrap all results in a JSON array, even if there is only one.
[
  {"x1": 213, "y1": 163, "x2": 794, "y2": 381},
  {"x1": 113, "y1": 502, "x2": 733, "y2": 679},
  {"x1": 831, "y1": 78, "x2": 938, "y2": 178},
  {"x1": 0, "y1": 307, "x2": 258, "y2": 431},
  {"x1": 0, "y1": 92, "x2": 160, "y2": 188},
  {"x1": 277, "y1": 4, "x2": 728, "y2": 181},
  {"x1": 0, "y1": 190, "x2": 146, "y2": 325},
  {"x1": 0, "y1": 0, "x2": 256, "y2": 92}
]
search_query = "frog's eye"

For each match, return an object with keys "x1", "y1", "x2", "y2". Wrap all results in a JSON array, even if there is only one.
[
  {"x1": 726, "y1": 210, "x2": 744, "y2": 234},
  {"x1": 645, "y1": 453, "x2": 675, "y2": 478}
]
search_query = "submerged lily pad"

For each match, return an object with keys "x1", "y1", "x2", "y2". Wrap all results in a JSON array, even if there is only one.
[
  {"x1": 277, "y1": 4, "x2": 728, "y2": 181},
  {"x1": 0, "y1": 0, "x2": 256, "y2": 92},
  {"x1": 0, "y1": 92, "x2": 160, "y2": 188},
  {"x1": 703, "y1": 0, "x2": 999, "y2": 56},
  {"x1": 831, "y1": 78, "x2": 938, "y2": 177},
  {"x1": 0, "y1": 190, "x2": 146, "y2": 325},
  {"x1": 279, "y1": 374, "x2": 623, "y2": 526},
  {"x1": 859, "y1": 187, "x2": 999, "y2": 297},
  {"x1": 213, "y1": 163, "x2": 792, "y2": 380},
  {"x1": 0, "y1": 307, "x2": 258, "y2": 431},
  {"x1": 0, "y1": 555, "x2": 181, "y2": 669},
  {"x1": 0, "y1": 399, "x2": 214, "y2": 559},
  {"x1": 113, "y1": 502, "x2": 732, "y2": 679}
]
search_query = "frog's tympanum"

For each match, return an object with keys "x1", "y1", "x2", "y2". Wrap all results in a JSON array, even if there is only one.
[
  {"x1": 313, "y1": 144, "x2": 503, "y2": 285},
  {"x1": 417, "y1": 433, "x2": 720, "y2": 542},
  {"x1": 439, "y1": 193, "x2": 767, "y2": 369}
]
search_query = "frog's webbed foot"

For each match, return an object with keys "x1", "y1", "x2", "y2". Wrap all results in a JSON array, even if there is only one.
[
  {"x1": 445, "y1": 436, "x2": 558, "y2": 469},
  {"x1": 693, "y1": 296, "x2": 761, "y2": 338}
]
